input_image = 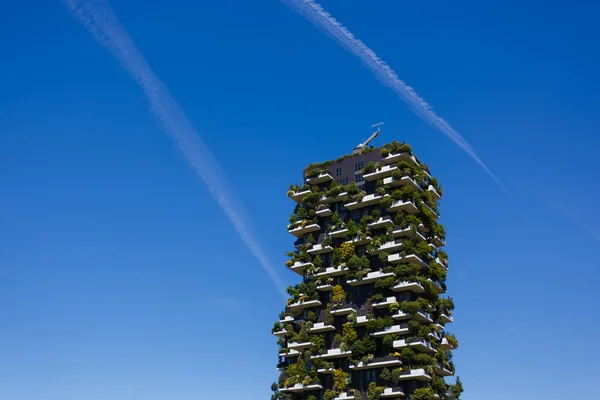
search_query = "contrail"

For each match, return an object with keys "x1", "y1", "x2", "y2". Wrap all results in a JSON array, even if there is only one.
[
  {"x1": 64, "y1": 0, "x2": 287, "y2": 298},
  {"x1": 281, "y1": 0, "x2": 511, "y2": 196}
]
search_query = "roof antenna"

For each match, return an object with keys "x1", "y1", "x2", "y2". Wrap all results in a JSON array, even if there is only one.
[{"x1": 353, "y1": 122, "x2": 383, "y2": 154}]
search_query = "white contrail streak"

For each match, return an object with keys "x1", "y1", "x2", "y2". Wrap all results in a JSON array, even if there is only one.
[
  {"x1": 65, "y1": 0, "x2": 287, "y2": 298},
  {"x1": 281, "y1": 0, "x2": 511, "y2": 196}
]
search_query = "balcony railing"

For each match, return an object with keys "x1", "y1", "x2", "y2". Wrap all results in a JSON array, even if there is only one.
[
  {"x1": 388, "y1": 199, "x2": 418, "y2": 213},
  {"x1": 287, "y1": 221, "x2": 320, "y2": 238},
  {"x1": 350, "y1": 355, "x2": 402, "y2": 370},
  {"x1": 382, "y1": 174, "x2": 421, "y2": 191},
  {"x1": 306, "y1": 172, "x2": 333, "y2": 185}
]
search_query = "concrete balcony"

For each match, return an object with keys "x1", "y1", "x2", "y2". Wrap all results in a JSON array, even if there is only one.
[
  {"x1": 289, "y1": 189, "x2": 312, "y2": 203},
  {"x1": 378, "y1": 239, "x2": 405, "y2": 253},
  {"x1": 288, "y1": 261, "x2": 312, "y2": 275},
  {"x1": 435, "y1": 257, "x2": 448, "y2": 270},
  {"x1": 428, "y1": 185, "x2": 441, "y2": 200},
  {"x1": 279, "y1": 349, "x2": 302, "y2": 358},
  {"x1": 311, "y1": 348, "x2": 352, "y2": 359},
  {"x1": 319, "y1": 191, "x2": 348, "y2": 204},
  {"x1": 272, "y1": 328, "x2": 287, "y2": 338},
  {"x1": 368, "y1": 216, "x2": 394, "y2": 230},
  {"x1": 388, "y1": 253, "x2": 428, "y2": 268},
  {"x1": 329, "y1": 227, "x2": 349, "y2": 238},
  {"x1": 307, "y1": 243, "x2": 333, "y2": 255},
  {"x1": 279, "y1": 315, "x2": 295, "y2": 324},
  {"x1": 288, "y1": 221, "x2": 320, "y2": 238},
  {"x1": 334, "y1": 393, "x2": 356, "y2": 400},
  {"x1": 441, "y1": 313, "x2": 454, "y2": 323},
  {"x1": 392, "y1": 224, "x2": 427, "y2": 241},
  {"x1": 280, "y1": 383, "x2": 324, "y2": 393},
  {"x1": 371, "y1": 323, "x2": 409, "y2": 337},
  {"x1": 310, "y1": 322, "x2": 336, "y2": 333},
  {"x1": 344, "y1": 235, "x2": 372, "y2": 246},
  {"x1": 388, "y1": 199, "x2": 418, "y2": 213},
  {"x1": 330, "y1": 303, "x2": 358, "y2": 316},
  {"x1": 317, "y1": 366, "x2": 334, "y2": 374},
  {"x1": 383, "y1": 152, "x2": 418, "y2": 165},
  {"x1": 345, "y1": 193, "x2": 388, "y2": 210},
  {"x1": 288, "y1": 341, "x2": 313, "y2": 351},
  {"x1": 373, "y1": 296, "x2": 397, "y2": 309},
  {"x1": 433, "y1": 236, "x2": 446, "y2": 247},
  {"x1": 306, "y1": 172, "x2": 333, "y2": 185},
  {"x1": 347, "y1": 270, "x2": 395, "y2": 286},
  {"x1": 441, "y1": 337, "x2": 457, "y2": 350},
  {"x1": 355, "y1": 315, "x2": 374, "y2": 326},
  {"x1": 434, "y1": 362, "x2": 454, "y2": 376},
  {"x1": 316, "y1": 283, "x2": 333, "y2": 291},
  {"x1": 393, "y1": 338, "x2": 435, "y2": 353},
  {"x1": 350, "y1": 355, "x2": 402, "y2": 370},
  {"x1": 381, "y1": 387, "x2": 405, "y2": 398},
  {"x1": 392, "y1": 280, "x2": 425, "y2": 293},
  {"x1": 287, "y1": 299, "x2": 322, "y2": 311},
  {"x1": 307, "y1": 265, "x2": 349, "y2": 279},
  {"x1": 428, "y1": 279, "x2": 445, "y2": 294},
  {"x1": 363, "y1": 165, "x2": 397, "y2": 181},
  {"x1": 316, "y1": 205, "x2": 333, "y2": 217},
  {"x1": 395, "y1": 368, "x2": 432, "y2": 382},
  {"x1": 383, "y1": 175, "x2": 421, "y2": 191},
  {"x1": 421, "y1": 202, "x2": 440, "y2": 219},
  {"x1": 392, "y1": 310, "x2": 433, "y2": 323}
]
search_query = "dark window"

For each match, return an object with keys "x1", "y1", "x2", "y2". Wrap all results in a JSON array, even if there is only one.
[
  {"x1": 355, "y1": 173, "x2": 363, "y2": 183},
  {"x1": 354, "y1": 161, "x2": 364, "y2": 171},
  {"x1": 336, "y1": 167, "x2": 343, "y2": 177}
]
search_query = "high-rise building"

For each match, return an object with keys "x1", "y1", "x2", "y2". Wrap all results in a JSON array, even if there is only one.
[{"x1": 271, "y1": 140, "x2": 463, "y2": 400}]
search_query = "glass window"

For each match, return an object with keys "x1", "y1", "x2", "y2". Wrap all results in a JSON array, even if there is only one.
[
  {"x1": 355, "y1": 173, "x2": 363, "y2": 183},
  {"x1": 336, "y1": 167, "x2": 342, "y2": 177},
  {"x1": 354, "y1": 161, "x2": 364, "y2": 171}
]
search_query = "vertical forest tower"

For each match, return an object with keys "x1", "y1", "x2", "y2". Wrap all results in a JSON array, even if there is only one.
[{"x1": 271, "y1": 140, "x2": 463, "y2": 400}]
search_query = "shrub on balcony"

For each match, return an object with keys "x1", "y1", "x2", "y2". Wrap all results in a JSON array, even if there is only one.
[
  {"x1": 389, "y1": 301, "x2": 400, "y2": 313},
  {"x1": 331, "y1": 285, "x2": 346, "y2": 307},
  {"x1": 382, "y1": 333, "x2": 399, "y2": 348},
  {"x1": 362, "y1": 161, "x2": 381, "y2": 174},
  {"x1": 445, "y1": 334, "x2": 459, "y2": 348},
  {"x1": 333, "y1": 369, "x2": 349, "y2": 391},
  {"x1": 346, "y1": 182, "x2": 360, "y2": 195},
  {"x1": 390, "y1": 367, "x2": 404, "y2": 385},
  {"x1": 412, "y1": 387, "x2": 436, "y2": 400},
  {"x1": 367, "y1": 382, "x2": 384, "y2": 400},
  {"x1": 380, "y1": 367, "x2": 392, "y2": 386},
  {"x1": 439, "y1": 297, "x2": 455, "y2": 312},
  {"x1": 449, "y1": 377, "x2": 464, "y2": 399},
  {"x1": 375, "y1": 276, "x2": 397, "y2": 291},
  {"x1": 380, "y1": 196, "x2": 393, "y2": 210},
  {"x1": 310, "y1": 334, "x2": 325, "y2": 354},
  {"x1": 351, "y1": 335, "x2": 376, "y2": 360},
  {"x1": 325, "y1": 304, "x2": 334, "y2": 325},
  {"x1": 342, "y1": 322, "x2": 358, "y2": 344},
  {"x1": 305, "y1": 165, "x2": 324, "y2": 179},
  {"x1": 323, "y1": 390, "x2": 336, "y2": 400},
  {"x1": 272, "y1": 322, "x2": 283, "y2": 332},
  {"x1": 371, "y1": 293, "x2": 384, "y2": 303}
]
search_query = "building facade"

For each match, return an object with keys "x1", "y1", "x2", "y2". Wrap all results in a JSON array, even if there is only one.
[{"x1": 272, "y1": 141, "x2": 463, "y2": 400}]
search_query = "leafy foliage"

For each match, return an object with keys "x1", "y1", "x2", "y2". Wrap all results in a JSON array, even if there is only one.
[
  {"x1": 412, "y1": 387, "x2": 436, "y2": 400},
  {"x1": 333, "y1": 369, "x2": 349, "y2": 390}
]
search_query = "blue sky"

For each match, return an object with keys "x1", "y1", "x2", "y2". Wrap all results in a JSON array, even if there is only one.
[{"x1": 1, "y1": 1, "x2": 599, "y2": 399}]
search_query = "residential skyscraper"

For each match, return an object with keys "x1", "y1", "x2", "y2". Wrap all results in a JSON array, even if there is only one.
[{"x1": 271, "y1": 140, "x2": 463, "y2": 400}]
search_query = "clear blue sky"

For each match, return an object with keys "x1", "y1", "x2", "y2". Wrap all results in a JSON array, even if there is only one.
[{"x1": 1, "y1": 1, "x2": 599, "y2": 399}]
